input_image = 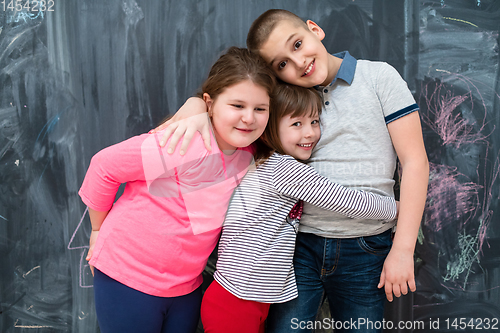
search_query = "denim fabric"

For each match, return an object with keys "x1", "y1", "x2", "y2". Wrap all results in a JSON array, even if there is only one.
[
  {"x1": 93, "y1": 269, "x2": 202, "y2": 333},
  {"x1": 266, "y1": 230, "x2": 392, "y2": 333}
]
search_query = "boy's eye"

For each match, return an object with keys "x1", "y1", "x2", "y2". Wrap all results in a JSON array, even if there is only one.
[
  {"x1": 278, "y1": 61, "x2": 287, "y2": 70},
  {"x1": 311, "y1": 119, "x2": 320, "y2": 125},
  {"x1": 292, "y1": 122, "x2": 301, "y2": 127},
  {"x1": 255, "y1": 107, "x2": 268, "y2": 112},
  {"x1": 294, "y1": 40, "x2": 302, "y2": 50},
  {"x1": 231, "y1": 104, "x2": 243, "y2": 108}
]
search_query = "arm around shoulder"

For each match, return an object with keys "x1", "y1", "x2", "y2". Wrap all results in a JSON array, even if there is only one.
[
  {"x1": 153, "y1": 97, "x2": 212, "y2": 154},
  {"x1": 273, "y1": 156, "x2": 398, "y2": 221}
]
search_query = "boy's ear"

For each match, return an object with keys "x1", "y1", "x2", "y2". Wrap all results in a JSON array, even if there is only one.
[{"x1": 306, "y1": 20, "x2": 325, "y2": 41}]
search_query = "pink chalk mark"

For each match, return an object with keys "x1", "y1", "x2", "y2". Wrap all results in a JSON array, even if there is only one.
[
  {"x1": 425, "y1": 162, "x2": 481, "y2": 232},
  {"x1": 419, "y1": 72, "x2": 495, "y2": 148}
]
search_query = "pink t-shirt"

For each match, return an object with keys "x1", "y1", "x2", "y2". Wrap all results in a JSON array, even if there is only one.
[{"x1": 79, "y1": 130, "x2": 254, "y2": 297}]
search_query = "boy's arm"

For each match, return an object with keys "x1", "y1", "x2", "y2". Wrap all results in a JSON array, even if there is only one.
[
  {"x1": 150, "y1": 97, "x2": 211, "y2": 155},
  {"x1": 380, "y1": 111, "x2": 429, "y2": 302}
]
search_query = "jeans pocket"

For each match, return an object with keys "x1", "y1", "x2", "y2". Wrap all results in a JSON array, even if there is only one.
[{"x1": 357, "y1": 230, "x2": 393, "y2": 256}]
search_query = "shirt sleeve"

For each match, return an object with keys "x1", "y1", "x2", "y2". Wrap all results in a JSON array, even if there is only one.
[
  {"x1": 272, "y1": 156, "x2": 397, "y2": 220},
  {"x1": 79, "y1": 133, "x2": 153, "y2": 212},
  {"x1": 375, "y1": 62, "x2": 419, "y2": 124}
]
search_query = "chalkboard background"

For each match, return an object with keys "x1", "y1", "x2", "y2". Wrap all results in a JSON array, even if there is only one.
[{"x1": 0, "y1": 0, "x2": 498, "y2": 332}]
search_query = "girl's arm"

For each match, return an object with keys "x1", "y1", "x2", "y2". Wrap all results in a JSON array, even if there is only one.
[
  {"x1": 85, "y1": 208, "x2": 110, "y2": 275},
  {"x1": 80, "y1": 133, "x2": 167, "y2": 274},
  {"x1": 79, "y1": 133, "x2": 159, "y2": 211},
  {"x1": 150, "y1": 97, "x2": 212, "y2": 155},
  {"x1": 273, "y1": 156, "x2": 398, "y2": 221},
  {"x1": 380, "y1": 111, "x2": 429, "y2": 302}
]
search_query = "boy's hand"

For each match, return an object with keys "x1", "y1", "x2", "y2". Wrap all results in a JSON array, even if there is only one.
[
  {"x1": 86, "y1": 230, "x2": 99, "y2": 276},
  {"x1": 159, "y1": 113, "x2": 212, "y2": 155},
  {"x1": 377, "y1": 247, "x2": 416, "y2": 302},
  {"x1": 149, "y1": 97, "x2": 211, "y2": 154}
]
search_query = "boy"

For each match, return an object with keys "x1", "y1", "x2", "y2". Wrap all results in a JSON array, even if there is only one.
[{"x1": 156, "y1": 9, "x2": 429, "y2": 333}]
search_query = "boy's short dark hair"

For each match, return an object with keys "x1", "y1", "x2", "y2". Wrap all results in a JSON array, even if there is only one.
[{"x1": 247, "y1": 9, "x2": 308, "y2": 54}]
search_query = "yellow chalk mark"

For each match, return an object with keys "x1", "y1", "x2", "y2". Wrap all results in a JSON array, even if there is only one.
[
  {"x1": 443, "y1": 17, "x2": 478, "y2": 27},
  {"x1": 436, "y1": 69, "x2": 452, "y2": 74}
]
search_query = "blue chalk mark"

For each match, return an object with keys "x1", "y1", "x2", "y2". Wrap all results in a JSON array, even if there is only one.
[
  {"x1": 7, "y1": 10, "x2": 44, "y2": 24},
  {"x1": 37, "y1": 160, "x2": 50, "y2": 190},
  {"x1": 35, "y1": 114, "x2": 61, "y2": 145},
  {"x1": 0, "y1": 214, "x2": 7, "y2": 221}
]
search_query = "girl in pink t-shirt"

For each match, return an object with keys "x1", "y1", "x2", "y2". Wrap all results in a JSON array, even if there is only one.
[{"x1": 79, "y1": 47, "x2": 276, "y2": 333}]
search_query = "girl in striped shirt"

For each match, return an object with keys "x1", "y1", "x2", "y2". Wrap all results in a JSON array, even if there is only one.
[{"x1": 200, "y1": 83, "x2": 399, "y2": 333}]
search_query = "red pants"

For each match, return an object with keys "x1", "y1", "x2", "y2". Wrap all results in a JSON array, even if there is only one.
[{"x1": 201, "y1": 280, "x2": 270, "y2": 333}]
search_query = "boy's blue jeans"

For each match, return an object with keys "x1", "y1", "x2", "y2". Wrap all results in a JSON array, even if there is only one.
[{"x1": 266, "y1": 230, "x2": 392, "y2": 333}]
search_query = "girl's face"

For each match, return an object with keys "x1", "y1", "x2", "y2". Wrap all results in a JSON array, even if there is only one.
[
  {"x1": 204, "y1": 80, "x2": 270, "y2": 153},
  {"x1": 278, "y1": 110, "x2": 321, "y2": 160}
]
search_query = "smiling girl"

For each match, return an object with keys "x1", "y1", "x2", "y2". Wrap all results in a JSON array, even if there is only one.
[
  {"x1": 78, "y1": 47, "x2": 275, "y2": 333},
  {"x1": 200, "y1": 83, "x2": 399, "y2": 333}
]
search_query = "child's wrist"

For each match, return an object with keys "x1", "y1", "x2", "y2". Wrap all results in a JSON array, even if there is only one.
[{"x1": 390, "y1": 240, "x2": 415, "y2": 254}]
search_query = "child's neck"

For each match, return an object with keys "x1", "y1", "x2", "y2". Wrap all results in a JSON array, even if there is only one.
[
  {"x1": 322, "y1": 54, "x2": 343, "y2": 86},
  {"x1": 213, "y1": 133, "x2": 237, "y2": 156}
]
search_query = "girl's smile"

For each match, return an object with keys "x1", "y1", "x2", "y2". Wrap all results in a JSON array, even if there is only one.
[
  {"x1": 278, "y1": 112, "x2": 321, "y2": 161},
  {"x1": 204, "y1": 80, "x2": 270, "y2": 153}
]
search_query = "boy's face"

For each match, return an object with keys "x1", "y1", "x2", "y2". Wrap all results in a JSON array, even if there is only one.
[{"x1": 259, "y1": 20, "x2": 333, "y2": 87}]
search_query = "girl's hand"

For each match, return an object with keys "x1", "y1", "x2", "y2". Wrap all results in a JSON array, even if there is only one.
[
  {"x1": 149, "y1": 97, "x2": 212, "y2": 155},
  {"x1": 86, "y1": 230, "x2": 99, "y2": 276}
]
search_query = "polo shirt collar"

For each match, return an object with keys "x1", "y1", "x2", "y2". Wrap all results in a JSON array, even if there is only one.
[{"x1": 326, "y1": 51, "x2": 356, "y2": 86}]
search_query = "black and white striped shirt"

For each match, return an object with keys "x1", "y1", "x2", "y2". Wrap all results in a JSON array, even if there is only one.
[{"x1": 214, "y1": 152, "x2": 397, "y2": 303}]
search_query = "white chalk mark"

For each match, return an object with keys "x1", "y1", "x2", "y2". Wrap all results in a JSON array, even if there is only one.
[
  {"x1": 14, "y1": 319, "x2": 52, "y2": 329},
  {"x1": 0, "y1": 214, "x2": 7, "y2": 221},
  {"x1": 68, "y1": 207, "x2": 88, "y2": 250},
  {"x1": 78, "y1": 311, "x2": 89, "y2": 320},
  {"x1": 68, "y1": 207, "x2": 93, "y2": 288},
  {"x1": 78, "y1": 250, "x2": 93, "y2": 289},
  {"x1": 22, "y1": 266, "x2": 40, "y2": 279}
]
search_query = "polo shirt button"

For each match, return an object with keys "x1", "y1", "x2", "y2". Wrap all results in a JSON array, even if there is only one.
[
  {"x1": 324, "y1": 89, "x2": 328, "y2": 93},
  {"x1": 325, "y1": 101, "x2": 330, "y2": 105}
]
